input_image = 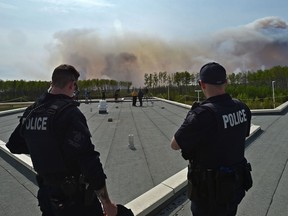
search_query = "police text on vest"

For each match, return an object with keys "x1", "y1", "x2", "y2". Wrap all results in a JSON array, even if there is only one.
[
  {"x1": 24, "y1": 117, "x2": 48, "y2": 130},
  {"x1": 222, "y1": 109, "x2": 247, "y2": 129}
]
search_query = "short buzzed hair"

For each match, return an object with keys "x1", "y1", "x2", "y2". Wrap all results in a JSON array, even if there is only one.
[{"x1": 52, "y1": 64, "x2": 80, "y2": 88}]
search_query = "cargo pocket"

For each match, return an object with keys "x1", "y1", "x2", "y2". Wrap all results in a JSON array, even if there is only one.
[{"x1": 215, "y1": 168, "x2": 237, "y2": 204}]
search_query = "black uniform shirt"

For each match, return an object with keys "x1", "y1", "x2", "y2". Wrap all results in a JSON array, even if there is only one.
[
  {"x1": 6, "y1": 92, "x2": 106, "y2": 190},
  {"x1": 174, "y1": 93, "x2": 251, "y2": 168}
]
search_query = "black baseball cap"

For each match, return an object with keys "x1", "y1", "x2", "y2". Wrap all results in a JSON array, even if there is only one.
[{"x1": 199, "y1": 62, "x2": 227, "y2": 85}]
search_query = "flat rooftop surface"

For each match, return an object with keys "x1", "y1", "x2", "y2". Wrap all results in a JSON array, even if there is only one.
[
  {"x1": 1, "y1": 99, "x2": 288, "y2": 215},
  {"x1": 1, "y1": 99, "x2": 188, "y2": 214},
  {"x1": 157, "y1": 109, "x2": 288, "y2": 216}
]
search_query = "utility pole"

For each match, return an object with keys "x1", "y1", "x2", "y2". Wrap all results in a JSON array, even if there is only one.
[
  {"x1": 272, "y1": 81, "x2": 276, "y2": 109},
  {"x1": 195, "y1": 90, "x2": 202, "y2": 102},
  {"x1": 167, "y1": 84, "x2": 170, "y2": 100}
]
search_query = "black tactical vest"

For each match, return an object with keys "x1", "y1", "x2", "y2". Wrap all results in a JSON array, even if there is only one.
[
  {"x1": 194, "y1": 99, "x2": 250, "y2": 168},
  {"x1": 21, "y1": 99, "x2": 78, "y2": 177}
]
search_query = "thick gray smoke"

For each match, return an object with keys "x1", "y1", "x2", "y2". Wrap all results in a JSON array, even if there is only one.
[
  {"x1": 210, "y1": 17, "x2": 288, "y2": 73},
  {"x1": 48, "y1": 16, "x2": 288, "y2": 86}
]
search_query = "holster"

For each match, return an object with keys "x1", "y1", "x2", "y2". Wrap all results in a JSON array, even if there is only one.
[
  {"x1": 37, "y1": 175, "x2": 82, "y2": 208},
  {"x1": 60, "y1": 176, "x2": 79, "y2": 199},
  {"x1": 187, "y1": 161, "x2": 253, "y2": 204},
  {"x1": 78, "y1": 175, "x2": 98, "y2": 206},
  {"x1": 243, "y1": 163, "x2": 253, "y2": 191}
]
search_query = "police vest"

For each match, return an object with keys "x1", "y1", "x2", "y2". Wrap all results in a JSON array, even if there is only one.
[
  {"x1": 195, "y1": 99, "x2": 250, "y2": 167},
  {"x1": 21, "y1": 99, "x2": 79, "y2": 177}
]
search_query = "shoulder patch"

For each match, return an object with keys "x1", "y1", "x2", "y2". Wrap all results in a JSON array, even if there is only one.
[
  {"x1": 192, "y1": 105, "x2": 213, "y2": 115},
  {"x1": 48, "y1": 99, "x2": 78, "y2": 115}
]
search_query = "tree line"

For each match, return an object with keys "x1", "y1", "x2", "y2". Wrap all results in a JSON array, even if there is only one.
[
  {"x1": 0, "y1": 79, "x2": 132, "y2": 102},
  {"x1": 0, "y1": 65, "x2": 288, "y2": 109},
  {"x1": 144, "y1": 65, "x2": 288, "y2": 109}
]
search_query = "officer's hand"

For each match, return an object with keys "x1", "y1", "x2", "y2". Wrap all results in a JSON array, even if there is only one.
[
  {"x1": 191, "y1": 101, "x2": 200, "y2": 110},
  {"x1": 103, "y1": 202, "x2": 117, "y2": 216}
]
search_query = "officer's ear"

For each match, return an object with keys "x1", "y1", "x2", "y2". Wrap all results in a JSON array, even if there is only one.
[
  {"x1": 68, "y1": 81, "x2": 75, "y2": 90},
  {"x1": 199, "y1": 80, "x2": 206, "y2": 90}
]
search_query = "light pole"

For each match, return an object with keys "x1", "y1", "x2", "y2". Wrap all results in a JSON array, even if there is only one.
[
  {"x1": 272, "y1": 81, "x2": 275, "y2": 109},
  {"x1": 167, "y1": 84, "x2": 170, "y2": 100},
  {"x1": 195, "y1": 90, "x2": 202, "y2": 102}
]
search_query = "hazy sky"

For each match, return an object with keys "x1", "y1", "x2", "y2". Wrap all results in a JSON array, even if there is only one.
[{"x1": 0, "y1": 0, "x2": 288, "y2": 85}]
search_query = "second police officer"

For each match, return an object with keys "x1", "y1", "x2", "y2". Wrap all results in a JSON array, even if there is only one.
[{"x1": 171, "y1": 62, "x2": 253, "y2": 216}]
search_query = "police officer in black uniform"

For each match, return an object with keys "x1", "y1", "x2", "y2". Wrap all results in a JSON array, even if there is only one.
[
  {"x1": 6, "y1": 64, "x2": 118, "y2": 216},
  {"x1": 138, "y1": 88, "x2": 144, "y2": 107},
  {"x1": 171, "y1": 62, "x2": 253, "y2": 216}
]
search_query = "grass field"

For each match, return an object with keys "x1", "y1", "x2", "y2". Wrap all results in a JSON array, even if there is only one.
[{"x1": 0, "y1": 103, "x2": 31, "y2": 112}]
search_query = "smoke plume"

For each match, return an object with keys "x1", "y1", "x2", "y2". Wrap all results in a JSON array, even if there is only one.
[{"x1": 47, "y1": 16, "x2": 288, "y2": 86}]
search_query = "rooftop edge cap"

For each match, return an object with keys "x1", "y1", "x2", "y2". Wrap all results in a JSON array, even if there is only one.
[{"x1": 199, "y1": 62, "x2": 227, "y2": 85}]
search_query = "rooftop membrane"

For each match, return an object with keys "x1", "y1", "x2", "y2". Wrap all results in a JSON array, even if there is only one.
[{"x1": 0, "y1": 98, "x2": 287, "y2": 215}]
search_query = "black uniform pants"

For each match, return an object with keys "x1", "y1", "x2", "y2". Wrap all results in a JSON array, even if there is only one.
[
  {"x1": 190, "y1": 187, "x2": 245, "y2": 216},
  {"x1": 138, "y1": 97, "x2": 143, "y2": 106},
  {"x1": 37, "y1": 185, "x2": 104, "y2": 216},
  {"x1": 132, "y1": 96, "x2": 137, "y2": 106}
]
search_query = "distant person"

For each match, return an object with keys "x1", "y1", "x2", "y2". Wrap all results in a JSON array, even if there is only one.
[
  {"x1": 131, "y1": 89, "x2": 138, "y2": 106},
  {"x1": 6, "y1": 64, "x2": 118, "y2": 216},
  {"x1": 102, "y1": 89, "x2": 106, "y2": 100},
  {"x1": 114, "y1": 89, "x2": 120, "y2": 101},
  {"x1": 170, "y1": 62, "x2": 253, "y2": 216},
  {"x1": 138, "y1": 89, "x2": 144, "y2": 107},
  {"x1": 84, "y1": 89, "x2": 91, "y2": 103}
]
